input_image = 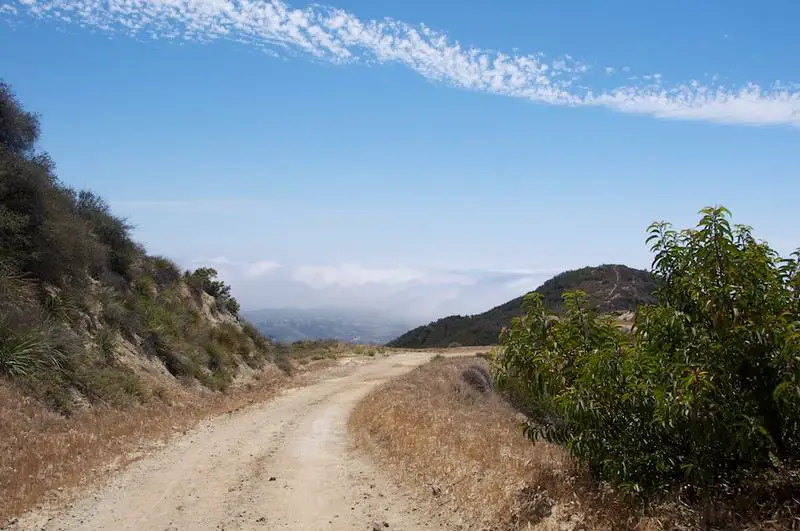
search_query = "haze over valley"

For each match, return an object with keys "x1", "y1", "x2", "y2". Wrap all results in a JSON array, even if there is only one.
[{"x1": 242, "y1": 307, "x2": 413, "y2": 344}]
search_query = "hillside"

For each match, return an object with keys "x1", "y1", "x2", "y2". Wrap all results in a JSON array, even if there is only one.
[
  {"x1": 242, "y1": 307, "x2": 413, "y2": 344},
  {"x1": 0, "y1": 80, "x2": 291, "y2": 411},
  {"x1": 387, "y1": 264, "x2": 657, "y2": 348}
]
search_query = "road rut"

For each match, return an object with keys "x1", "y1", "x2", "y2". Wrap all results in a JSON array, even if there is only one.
[{"x1": 11, "y1": 352, "x2": 448, "y2": 531}]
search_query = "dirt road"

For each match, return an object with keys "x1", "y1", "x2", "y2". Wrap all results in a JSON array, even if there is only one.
[{"x1": 11, "y1": 352, "x2": 456, "y2": 531}]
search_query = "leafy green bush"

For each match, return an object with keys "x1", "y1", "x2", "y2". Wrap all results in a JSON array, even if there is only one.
[{"x1": 494, "y1": 207, "x2": 800, "y2": 497}]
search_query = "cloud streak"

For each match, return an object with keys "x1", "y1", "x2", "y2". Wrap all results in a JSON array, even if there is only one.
[
  {"x1": 6, "y1": 0, "x2": 799, "y2": 127},
  {"x1": 292, "y1": 263, "x2": 475, "y2": 289}
]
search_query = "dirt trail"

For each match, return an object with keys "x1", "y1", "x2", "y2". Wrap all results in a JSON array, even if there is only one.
[{"x1": 10, "y1": 352, "x2": 461, "y2": 531}]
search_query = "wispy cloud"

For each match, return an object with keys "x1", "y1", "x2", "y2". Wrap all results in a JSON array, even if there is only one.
[
  {"x1": 198, "y1": 256, "x2": 283, "y2": 278},
  {"x1": 292, "y1": 263, "x2": 475, "y2": 289},
  {"x1": 7, "y1": 0, "x2": 799, "y2": 127}
]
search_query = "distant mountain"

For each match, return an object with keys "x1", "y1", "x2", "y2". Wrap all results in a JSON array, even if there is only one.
[
  {"x1": 387, "y1": 264, "x2": 657, "y2": 348},
  {"x1": 242, "y1": 307, "x2": 414, "y2": 345}
]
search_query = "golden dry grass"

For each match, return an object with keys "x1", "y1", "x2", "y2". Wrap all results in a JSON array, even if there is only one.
[
  {"x1": 349, "y1": 355, "x2": 637, "y2": 530},
  {"x1": 0, "y1": 366, "x2": 295, "y2": 522}
]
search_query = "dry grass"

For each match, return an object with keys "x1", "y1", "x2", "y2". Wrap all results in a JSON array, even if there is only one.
[
  {"x1": 0, "y1": 365, "x2": 293, "y2": 522},
  {"x1": 349, "y1": 355, "x2": 635, "y2": 530}
]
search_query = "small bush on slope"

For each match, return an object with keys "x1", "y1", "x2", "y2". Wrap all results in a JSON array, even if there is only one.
[
  {"x1": 494, "y1": 207, "x2": 800, "y2": 498},
  {"x1": 461, "y1": 364, "x2": 492, "y2": 393},
  {"x1": 187, "y1": 267, "x2": 241, "y2": 317}
]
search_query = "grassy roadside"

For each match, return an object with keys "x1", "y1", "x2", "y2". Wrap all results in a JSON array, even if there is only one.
[
  {"x1": 349, "y1": 356, "x2": 800, "y2": 530},
  {"x1": 349, "y1": 355, "x2": 800, "y2": 531},
  {"x1": 0, "y1": 368, "x2": 285, "y2": 522},
  {"x1": 349, "y1": 355, "x2": 635, "y2": 530}
]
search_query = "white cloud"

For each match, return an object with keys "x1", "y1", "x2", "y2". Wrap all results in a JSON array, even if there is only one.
[
  {"x1": 246, "y1": 260, "x2": 282, "y2": 278},
  {"x1": 205, "y1": 256, "x2": 237, "y2": 266},
  {"x1": 195, "y1": 256, "x2": 282, "y2": 277},
  {"x1": 593, "y1": 83, "x2": 800, "y2": 126},
  {"x1": 292, "y1": 263, "x2": 474, "y2": 288},
  {"x1": 7, "y1": 0, "x2": 798, "y2": 127}
]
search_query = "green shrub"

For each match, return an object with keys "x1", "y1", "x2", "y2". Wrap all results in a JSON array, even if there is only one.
[
  {"x1": 241, "y1": 320, "x2": 270, "y2": 350},
  {"x1": 95, "y1": 327, "x2": 118, "y2": 364},
  {"x1": 186, "y1": 267, "x2": 240, "y2": 317},
  {"x1": 271, "y1": 347, "x2": 294, "y2": 375},
  {"x1": 0, "y1": 330, "x2": 51, "y2": 377},
  {"x1": 148, "y1": 256, "x2": 182, "y2": 288},
  {"x1": 71, "y1": 361, "x2": 145, "y2": 406},
  {"x1": 74, "y1": 190, "x2": 138, "y2": 280},
  {"x1": 0, "y1": 323, "x2": 66, "y2": 378},
  {"x1": 223, "y1": 296, "x2": 240, "y2": 316},
  {"x1": 202, "y1": 341, "x2": 233, "y2": 390},
  {"x1": 494, "y1": 207, "x2": 800, "y2": 497},
  {"x1": 0, "y1": 81, "x2": 40, "y2": 156}
]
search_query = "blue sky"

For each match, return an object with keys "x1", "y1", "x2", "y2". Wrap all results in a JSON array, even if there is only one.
[{"x1": 1, "y1": 0, "x2": 798, "y2": 323}]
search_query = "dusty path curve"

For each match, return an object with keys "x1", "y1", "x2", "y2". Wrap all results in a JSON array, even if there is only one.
[{"x1": 12, "y1": 352, "x2": 457, "y2": 531}]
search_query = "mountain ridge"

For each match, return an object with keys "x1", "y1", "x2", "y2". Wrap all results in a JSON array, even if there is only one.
[{"x1": 387, "y1": 264, "x2": 657, "y2": 348}]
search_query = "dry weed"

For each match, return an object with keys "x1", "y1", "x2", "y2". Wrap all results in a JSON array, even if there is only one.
[
  {"x1": 0, "y1": 365, "x2": 290, "y2": 521},
  {"x1": 349, "y1": 356, "x2": 636, "y2": 530}
]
